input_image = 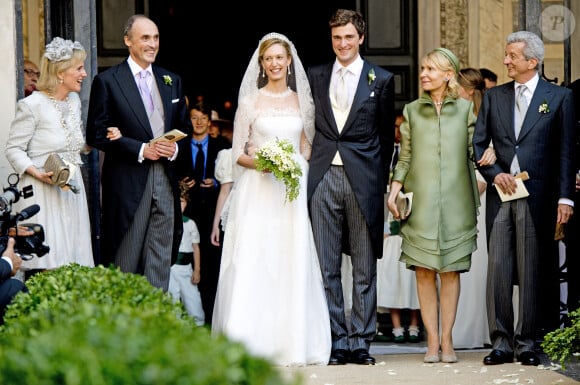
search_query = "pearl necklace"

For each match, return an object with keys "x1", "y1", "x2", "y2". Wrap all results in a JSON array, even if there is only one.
[{"x1": 47, "y1": 93, "x2": 83, "y2": 163}]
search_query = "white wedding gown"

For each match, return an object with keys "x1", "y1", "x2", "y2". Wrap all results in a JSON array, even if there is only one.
[{"x1": 212, "y1": 88, "x2": 331, "y2": 366}]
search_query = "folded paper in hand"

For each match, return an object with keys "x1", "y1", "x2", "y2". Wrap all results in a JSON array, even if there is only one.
[
  {"x1": 396, "y1": 191, "x2": 413, "y2": 220},
  {"x1": 149, "y1": 129, "x2": 187, "y2": 144},
  {"x1": 495, "y1": 171, "x2": 530, "y2": 202}
]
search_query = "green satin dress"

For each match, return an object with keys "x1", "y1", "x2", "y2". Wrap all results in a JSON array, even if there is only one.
[{"x1": 392, "y1": 94, "x2": 479, "y2": 272}]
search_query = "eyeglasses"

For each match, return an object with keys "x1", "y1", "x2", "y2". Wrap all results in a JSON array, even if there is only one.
[{"x1": 24, "y1": 69, "x2": 41, "y2": 77}]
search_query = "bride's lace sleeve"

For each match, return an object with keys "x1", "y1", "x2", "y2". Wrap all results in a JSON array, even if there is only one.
[
  {"x1": 231, "y1": 94, "x2": 256, "y2": 180},
  {"x1": 300, "y1": 130, "x2": 312, "y2": 160}
]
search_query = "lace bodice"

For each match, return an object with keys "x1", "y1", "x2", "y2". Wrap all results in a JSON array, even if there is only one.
[{"x1": 232, "y1": 89, "x2": 308, "y2": 180}]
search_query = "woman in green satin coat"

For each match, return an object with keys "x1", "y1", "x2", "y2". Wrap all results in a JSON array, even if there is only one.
[{"x1": 387, "y1": 48, "x2": 479, "y2": 364}]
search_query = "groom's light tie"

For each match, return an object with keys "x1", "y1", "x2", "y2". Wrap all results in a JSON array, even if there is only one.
[
  {"x1": 138, "y1": 70, "x2": 154, "y2": 114},
  {"x1": 335, "y1": 67, "x2": 348, "y2": 110}
]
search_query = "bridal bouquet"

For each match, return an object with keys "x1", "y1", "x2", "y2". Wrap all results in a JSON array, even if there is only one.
[{"x1": 255, "y1": 138, "x2": 302, "y2": 203}]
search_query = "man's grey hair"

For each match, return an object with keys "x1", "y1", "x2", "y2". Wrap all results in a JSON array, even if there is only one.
[{"x1": 506, "y1": 31, "x2": 544, "y2": 70}]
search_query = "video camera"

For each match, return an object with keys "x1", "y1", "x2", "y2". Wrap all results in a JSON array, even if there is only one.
[{"x1": 0, "y1": 173, "x2": 49, "y2": 259}]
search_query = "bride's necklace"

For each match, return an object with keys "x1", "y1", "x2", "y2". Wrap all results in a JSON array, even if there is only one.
[{"x1": 259, "y1": 87, "x2": 292, "y2": 98}]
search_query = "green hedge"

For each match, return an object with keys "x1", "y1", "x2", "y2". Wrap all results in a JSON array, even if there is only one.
[
  {"x1": 0, "y1": 264, "x2": 301, "y2": 385},
  {"x1": 542, "y1": 307, "x2": 580, "y2": 369}
]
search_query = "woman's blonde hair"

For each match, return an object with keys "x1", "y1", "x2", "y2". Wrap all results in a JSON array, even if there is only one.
[
  {"x1": 422, "y1": 49, "x2": 460, "y2": 99},
  {"x1": 36, "y1": 48, "x2": 86, "y2": 94}
]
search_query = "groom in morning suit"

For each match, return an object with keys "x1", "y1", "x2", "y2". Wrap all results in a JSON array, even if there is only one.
[
  {"x1": 86, "y1": 14, "x2": 192, "y2": 291},
  {"x1": 473, "y1": 31, "x2": 575, "y2": 366},
  {"x1": 307, "y1": 9, "x2": 395, "y2": 366}
]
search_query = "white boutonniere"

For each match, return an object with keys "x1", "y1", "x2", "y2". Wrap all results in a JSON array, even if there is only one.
[
  {"x1": 538, "y1": 100, "x2": 549, "y2": 113},
  {"x1": 163, "y1": 75, "x2": 173, "y2": 86},
  {"x1": 368, "y1": 68, "x2": 376, "y2": 85}
]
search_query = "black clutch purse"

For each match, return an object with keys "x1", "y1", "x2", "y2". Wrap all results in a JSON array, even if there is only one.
[{"x1": 44, "y1": 153, "x2": 70, "y2": 187}]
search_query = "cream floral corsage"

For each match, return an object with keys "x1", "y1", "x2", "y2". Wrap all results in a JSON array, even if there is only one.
[
  {"x1": 163, "y1": 75, "x2": 173, "y2": 86},
  {"x1": 368, "y1": 68, "x2": 376, "y2": 85},
  {"x1": 538, "y1": 100, "x2": 549, "y2": 114}
]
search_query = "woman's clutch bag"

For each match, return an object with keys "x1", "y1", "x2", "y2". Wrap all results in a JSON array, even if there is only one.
[{"x1": 44, "y1": 153, "x2": 70, "y2": 187}]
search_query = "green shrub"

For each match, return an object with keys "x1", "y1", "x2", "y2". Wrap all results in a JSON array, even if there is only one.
[
  {"x1": 542, "y1": 307, "x2": 580, "y2": 369},
  {"x1": 0, "y1": 264, "x2": 301, "y2": 385}
]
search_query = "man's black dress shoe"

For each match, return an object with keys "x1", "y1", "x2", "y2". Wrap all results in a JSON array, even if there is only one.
[
  {"x1": 483, "y1": 349, "x2": 514, "y2": 365},
  {"x1": 350, "y1": 348, "x2": 376, "y2": 365},
  {"x1": 517, "y1": 351, "x2": 540, "y2": 366},
  {"x1": 328, "y1": 349, "x2": 349, "y2": 365}
]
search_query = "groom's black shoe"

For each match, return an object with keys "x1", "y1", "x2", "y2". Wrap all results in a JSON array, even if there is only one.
[
  {"x1": 483, "y1": 349, "x2": 514, "y2": 365},
  {"x1": 328, "y1": 349, "x2": 349, "y2": 365},
  {"x1": 349, "y1": 348, "x2": 376, "y2": 365},
  {"x1": 517, "y1": 351, "x2": 540, "y2": 366}
]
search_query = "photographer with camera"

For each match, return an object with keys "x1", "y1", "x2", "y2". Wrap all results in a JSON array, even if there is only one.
[{"x1": 0, "y1": 237, "x2": 27, "y2": 323}]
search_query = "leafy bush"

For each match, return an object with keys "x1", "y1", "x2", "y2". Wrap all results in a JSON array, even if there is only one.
[
  {"x1": 0, "y1": 264, "x2": 300, "y2": 385},
  {"x1": 542, "y1": 307, "x2": 580, "y2": 369}
]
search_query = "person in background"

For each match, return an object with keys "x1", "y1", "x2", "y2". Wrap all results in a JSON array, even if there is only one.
[
  {"x1": 6, "y1": 37, "x2": 94, "y2": 276},
  {"x1": 0, "y1": 238, "x2": 27, "y2": 323},
  {"x1": 387, "y1": 48, "x2": 479, "y2": 364},
  {"x1": 379, "y1": 213, "x2": 422, "y2": 343},
  {"x1": 212, "y1": 32, "x2": 331, "y2": 366},
  {"x1": 453, "y1": 67, "x2": 495, "y2": 349},
  {"x1": 307, "y1": 9, "x2": 395, "y2": 366},
  {"x1": 210, "y1": 148, "x2": 233, "y2": 248},
  {"x1": 208, "y1": 110, "x2": 222, "y2": 139},
  {"x1": 458, "y1": 68, "x2": 486, "y2": 116},
  {"x1": 210, "y1": 111, "x2": 234, "y2": 147},
  {"x1": 181, "y1": 100, "x2": 230, "y2": 325},
  {"x1": 219, "y1": 123, "x2": 234, "y2": 144},
  {"x1": 475, "y1": 31, "x2": 575, "y2": 366},
  {"x1": 378, "y1": 111, "x2": 421, "y2": 344},
  {"x1": 168, "y1": 192, "x2": 204, "y2": 326},
  {"x1": 86, "y1": 14, "x2": 193, "y2": 291},
  {"x1": 208, "y1": 120, "x2": 221, "y2": 139},
  {"x1": 209, "y1": 110, "x2": 234, "y2": 145},
  {"x1": 479, "y1": 68, "x2": 498, "y2": 90},
  {"x1": 23, "y1": 59, "x2": 40, "y2": 97}
]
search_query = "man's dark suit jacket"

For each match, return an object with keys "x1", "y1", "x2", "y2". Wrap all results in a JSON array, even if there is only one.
[
  {"x1": 473, "y1": 78, "x2": 576, "y2": 242},
  {"x1": 307, "y1": 61, "x2": 395, "y2": 258},
  {"x1": 0, "y1": 259, "x2": 25, "y2": 311},
  {"x1": 86, "y1": 60, "x2": 193, "y2": 266}
]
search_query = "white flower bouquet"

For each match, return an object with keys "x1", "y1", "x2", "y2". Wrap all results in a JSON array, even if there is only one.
[{"x1": 255, "y1": 138, "x2": 302, "y2": 203}]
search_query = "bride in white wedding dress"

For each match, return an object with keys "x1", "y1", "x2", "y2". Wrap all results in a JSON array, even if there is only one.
[{"x1": 211, "y1": 32, "x2": 331, "y2": 366}]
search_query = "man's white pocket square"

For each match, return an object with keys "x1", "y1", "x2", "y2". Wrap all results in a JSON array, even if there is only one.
[
  {"x1": 171, "y1": 98, "x2": 180, "y2": 103},
  {"x1": 370, "y1": 91, "x2": 375, "y2": 97}
]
